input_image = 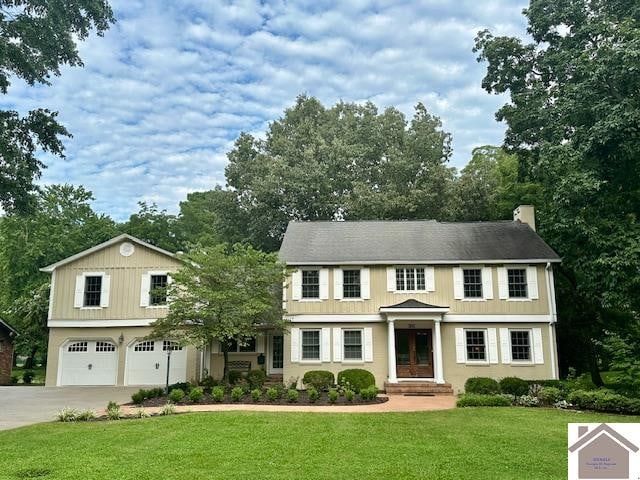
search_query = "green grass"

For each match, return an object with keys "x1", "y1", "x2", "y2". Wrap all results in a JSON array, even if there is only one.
[
  {"x1": 10, "y1": 366, "x2": 46, "y2": 385},
  {"x1": 0, "y1": 408, "x2": 635, "y2": 480}
]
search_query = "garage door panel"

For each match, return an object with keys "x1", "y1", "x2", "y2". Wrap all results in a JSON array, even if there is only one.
[
  {"x1": 126, "y1": 340, "x2": 186, "y2": 386},
  {"x1": 59, "y1": 340, "x2": 117, "y2": 386}
]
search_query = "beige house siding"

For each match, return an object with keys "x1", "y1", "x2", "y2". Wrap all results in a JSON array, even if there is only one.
[
  {"x1": 285, "y1": 265, "x2": 550, "y2": 315},
  {"x1": 45, "y1": 326, "x2": 199, "y2": 387},
  {"x1": 50, "y1": 241, "x2": 182, "y2": 321}
]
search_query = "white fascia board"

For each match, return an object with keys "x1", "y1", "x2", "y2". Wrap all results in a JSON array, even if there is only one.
[
  {"x1": 285, "y1": 259, "x2": 561, "y2": 266},
  {"x1": 48, "y1": 319, "x2": 156, "y2": 328},
  {"x1": 286, "y1": 314, "x2": 383, "y2": 323},
  {"x1": 379, "y1": 307, "x2": 450, "y2": 314},
  {"x1": 443, "y1": 314, "x2": 552, "y2": 323}
]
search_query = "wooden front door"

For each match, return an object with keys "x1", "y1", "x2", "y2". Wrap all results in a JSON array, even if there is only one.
[{"x1": 395, "y1": 329, "x2": 434, "y2": 378}]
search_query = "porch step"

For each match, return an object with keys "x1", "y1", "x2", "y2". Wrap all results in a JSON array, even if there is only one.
[
  {"x1": 264, "y1": 374, "x2": 283, "y2": 386},
  {"x1": 384, "y1": 381, "x2": 454, "y2": 396}
]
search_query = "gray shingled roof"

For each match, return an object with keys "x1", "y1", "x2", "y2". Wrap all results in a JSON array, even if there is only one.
[{"x1": 279, "y1": 220, "x2": 560, "y2": 264}]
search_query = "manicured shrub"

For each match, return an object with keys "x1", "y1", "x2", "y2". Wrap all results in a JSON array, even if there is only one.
[
  {"x1": 464, "y1": 377, "x2": 500, "y2": 394},
  {"x1": 131, "y1": 390, "x2": 146, "y2": 405},
  {"x1": 303, "y1": 370, "x2": 335, "y2": 391},
  {"x1": 147, "y1": 387, "x2": 164, "y2": 398},
  {"x1": 56, "y1": 407, "x2": 80, "y2": 422},
  {"x1": 538, "y1": 387, "x2": 563, "y2": 405},
  {"x1": 516, "y1": 395, "x2": 540, "y2": 407},
  {"x1": 499, "y1": 377, "x2": 529, "y2": 396},
  {"x1": 247, "y1": 369, "x2": 266, "y2": 389},
  {"x1": 160, "y1": 403, "x2": 176, "y2": 416},
  {"x1": 266, "y1": 387, "x2": 279, "y2": 402},
  {"x1": 168, "y1": 388, "x2": 185, "y2": 403},
  {"x1": 212, "y1": 386, "x2": 225, "y2": 402},
  {"x1": 231, "y1": 386, "x2": 245, "y2": 402},
  {"x1": 133, "y1": 408, "x2": 150, "y2": 418},
  {"x1": 344, "y1": 389, "x2": 355, "y2": 402},
  {"x1": 76, "y1": 409, "x2": 96, "y2": 421},
  {"x1": 567, "y1": 389, "x2": 640, "y2": 415},
  {"x1": 199, "y1": 376, "x2": 221, "y2": 392},
  {"x1": 287, "y1": 389, "x2": 299, "y2": 403},
  {"x1": 168, "y1": 382, "x2": 191, "y2": 394},
  {"x1": 307, "y1": 387, "x2": 319, "y2": 403},
  {"x1": 337, "y1": 369, "x2": 375, "y2": 393},
  {"x1": 328, "y1": 389, "x2": 339, "y2": 404},
  {"x1": 228, "y1": 370, "x2": 243, "y2": 385},
  {"x1": 251, "y1": 388, "x2": 262, "y2": 402},
  {"x1": 106, "y1": 403, "x2": 122, "y2": 420},
  {"x1": 189, "y1": 387, "x2": 204, "y2": 403},
  {"x1": 456, "y1": 394, "x2": 512, "y2": 407},
  {"x1": 359, "y1": 385, "x2": 378, "y2": 401},
  {"x1": 22, "y1": 370, "x2": 35, "y2": 384}
]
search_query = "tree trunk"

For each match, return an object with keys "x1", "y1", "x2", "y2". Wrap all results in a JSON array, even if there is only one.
[
  {"x1": 222, "y1": 347, "x2": 229, "y2": 381},
  {"x1": 588, "y1": 341, "x2": 604, "y2": 387},
  {"x1": 24, "y1": 346, "x2": 38, "y2": 369}
]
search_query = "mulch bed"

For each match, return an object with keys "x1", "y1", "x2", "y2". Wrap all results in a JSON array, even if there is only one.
[{"x1": 131, "y1": 391, "x2": 388, "y2": 407}]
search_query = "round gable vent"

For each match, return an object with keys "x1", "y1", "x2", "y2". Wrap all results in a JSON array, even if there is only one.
[{"x1": 119, "y1": 242, "x2": 135, "y2": 257}]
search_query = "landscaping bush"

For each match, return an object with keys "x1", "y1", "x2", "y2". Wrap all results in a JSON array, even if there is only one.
[
  {"x1": 22, "y1": 370, "x2": 35, "y2": 384},
  {"x1": 228, "y1": 370, "x2": 243, "y2": 385},
  {"x1": 251, "y1": 388, "x2": 262, "y2": 402},
  {"x1": 538, "y1": 387, "x2": 563, "y2": 405},
  {"x1": 212, "y1": 386, "x2": 225, "y2": 402},
  {"x1": 456, "y1": 394, "x2": 512, "y2": 407},
  {"x1": 337, "y1": 369, "x2": 375, "y2": 393},
  {"x1": 247, "y1": 369, "x2": 266, "y2": 389},
  {"x1": 189, "y1": 387, "x2": 204, "y2": 403},
  {"x1": 266, "y1": 387, "x2": 279, "y2": 402},
  {"x1": 287, "y1": 389, "x2": 299, "y2": 403},
  {"x1": 359, "y1": 385, "x2": 378, "y2": 401},
  {"x1": 199, "y1": 376, "x2": 221, "y2": 392},
  {"x1": 307, "y1": 387, "x2": 319, "y2": 403},
  {"x1": 302, "y1": 370, "x2": 335, "y2": 391},
  {"x1": 133, "y1": 408, "x2": 150, "y2": 418},
  {"x1": 464, "y1": 377, "x2": 500, "y2": 394},
  {"x1": 168, "y1": 382, "x2": 192, "y2": 394},
  {"x1": 131, "y1": 390, "x2": 146, "y2": 405},
  {"x1": 56, "y1": 407, "x2": 80, "y2": 422},
  {"x1": 328, "y1": 389, "x2": 338, "y2": 404},
  {"x1": 567, "y1": 389, "x2": 640, "y2": 415},
  {"x1": 516, "y1": 395, "x2": 540, "y2": 407},
  {"x1": 10, "y1": 375, "x2": 18, "y2": 384},
  {"x1": 499, "y1": 377, "x2": 529, "y2": 396},
  {"x1": 231, "y1": 386, "x2": 245, "y2": 402},
  {"x1": 526, "y1": 379, "x2": 565, "y2": 390},
  {"x1": 147, "y1": 387, "x2": 164, "y2": 398},
  {"x1": 168, "y1": 388, "x2": 185, "y2": 403},
  {"x1": 106, "y1": 402, "x2": 122, "y2": 420},
  {"x1": 76, "y1": 409, "x2": 96, "y2": 421},
  {"x1": 160, "y1": 403, "x2": 176, "y2": 416},
  {"x1": 344, "y1": 389, "x2": 355, "y2": 402}
]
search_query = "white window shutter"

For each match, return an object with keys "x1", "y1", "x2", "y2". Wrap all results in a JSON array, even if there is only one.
[
  {"x1": 425, "y1": 266, "x2": 435, "y2": 292},
  {"x1": 455, "y1": 328, "x2": 465, "y2": 363},
  {"x1": 333, "y1": 268, "x2": 343, "y2": 300},
  {"x1": 140, "y1": 274, "x2": 151, "y2": 307},
  {"x1": 499, "y1": 328, "x2": 511, "y2": 363},
  {"x1": 364, "y1": 327, "x2": 373, "y2": 362},
  {"x1": 321, "y1": 328, "x2": 331, "y2": 361},
  {"x1": 290, "y1": 328, "x2": 300, "y2": 362},
  {"x1": 361, "y1": 268, "x2": 371, "y2": 299},
  {"x1": 386, "y1": 267, "x2": 396, "y2": 292},
  {"x1": 532, "y1": 328, "x2": 544, "y2": 364},
  {"x1": 319, "y1": 269, "x2": 329, "y2": 300},
  {"x1": 487, "y1": 328, "x2": 498, "y2": 364},
  {"x1": 291, "y1": 270, "x2": 302, "y2": 300},
  {"x1": 453, "y1": 267, "x2": 464, "y2": 299},
  {"x1": 74, "y1": 275, "x2": 84, "y2": 308},
  {"x1": 100, "y1": 274, "x2": 110, "y2": 308},
  {"x1": 527, "y1": 266, "x2": 539, "y2": 299},
  {"x1": 333, "y1": 328, "x2": 342, "y2": 362},
  {"x1": 498, "y1": 267, "x2": 509, "y2": 299},
  {"x1": 482, "y1": 267, "x2": 493, "y2": 299}
]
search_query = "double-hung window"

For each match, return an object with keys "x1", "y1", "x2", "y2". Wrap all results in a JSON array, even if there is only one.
[
  {"x1": 507, "y1": 268, "x2": 528, "y2": 298},
  {"x1": 149, "y1": 274, "x2": 168, "y2": 306},
  {"x1": 395, "y1": 267, "x2": 426, "y2": 291},
  {"x1": 510, "y1": 330, "x2": 531, "y2": 361},
  {"x1": 343, "y1": 329, "x2": 363, "y2": 361},
  {"x1": 463, "y1": 269, "x2": 483, "y2": 298},
  {"x1": 465, "y1": 330, "x2": 487, "y2": 361},
  {"x1": 301, "y1": 329, "x2": 320, "y2": 361},
  {"x1": 302, "y1": 270, "x2": 320, "y2": 299},
  {"x1": 84, "y1": 276, "x2": 102, "y2": 307},
  {"x1": 342, "y1": 269, "x2": 361, "y2": 298}
]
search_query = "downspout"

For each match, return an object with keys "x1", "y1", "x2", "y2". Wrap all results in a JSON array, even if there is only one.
[{"x1": 545, "y1": 262, "x2": 559, "y2": 379}]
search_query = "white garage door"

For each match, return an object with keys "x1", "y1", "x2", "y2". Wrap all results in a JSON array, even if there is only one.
[
  {"x1": 126, "y1": 340, "x2": 187, "y2": 386},
  {"x1": 59, "y1": 340, "x2": 118, "y2": 386}
]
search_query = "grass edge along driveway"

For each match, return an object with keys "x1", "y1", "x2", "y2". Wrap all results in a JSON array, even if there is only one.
[{"x1": 0, "y1": 408, "x2": 636, "y2": 480}]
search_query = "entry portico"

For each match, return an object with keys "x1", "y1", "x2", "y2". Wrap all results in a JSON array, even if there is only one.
[{"x1": 380, "y1": 299, "x2": 448, "y2": 385}]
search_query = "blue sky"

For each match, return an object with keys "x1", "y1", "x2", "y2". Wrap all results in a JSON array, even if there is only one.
[{"x1": 2, "y1": 0, "x2": 530, "y2": 220}]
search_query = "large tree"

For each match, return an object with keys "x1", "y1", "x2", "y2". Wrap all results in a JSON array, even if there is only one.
[
  {"x1": 149, "y1": 244, "x2": 285, "y2": 379},
  {"x1": 225, "y1": 95, "x2": 456, "y2": 251},
  {"x1": 121, "y1": 202, "x2": 183, "y2": 252},
  {"x1": 0, "y1": 0, "x2": 115, "y2": 212},
  {"x1": 475, "y1": 0, "x2": 640, "y2": 382}
]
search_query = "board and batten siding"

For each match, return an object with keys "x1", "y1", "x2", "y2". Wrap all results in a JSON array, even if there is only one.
[
  {"x1": 285, "y1": 265, "x2": 550, "y2": 315},
  {"x1": 50, "y1": 241, "x2": 182, "y2": 320}
]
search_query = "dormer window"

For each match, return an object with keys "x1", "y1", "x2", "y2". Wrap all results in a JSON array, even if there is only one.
[{"x1": 302, "y1": 270, "x2": 320, "y2": 299}]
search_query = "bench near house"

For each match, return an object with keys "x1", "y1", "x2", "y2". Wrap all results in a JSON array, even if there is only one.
[{"x1": 42, "y1": 206, "x2": 560, "y2": 393}]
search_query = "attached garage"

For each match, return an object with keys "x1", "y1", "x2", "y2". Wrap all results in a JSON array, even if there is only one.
[
  {"x1": 59, "y1": 340, "x2": 118, "y2": 386},
  {"x1": 126, "y1": 339, "x2": 187, "y2": 386}
]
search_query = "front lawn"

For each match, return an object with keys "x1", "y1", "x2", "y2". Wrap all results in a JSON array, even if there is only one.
[{"x1": 0, "y1": 408, "x2": 635, "y2": 479}]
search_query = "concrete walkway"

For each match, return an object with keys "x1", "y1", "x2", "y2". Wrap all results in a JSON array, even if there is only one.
[
  {"x1": 0, "y1": 386, "x2": 138, "y2": 430},
  {"x1": 121, "y1": 394, "x2": 456, "y2": 415}
]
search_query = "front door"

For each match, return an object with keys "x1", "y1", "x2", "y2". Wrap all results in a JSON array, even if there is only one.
[
  {"x1": 269, "y1": 334, "x2": 284, "y2": 374},
  {"x1": 395, "y1": 329, "x2": 434, "y2": 378}
]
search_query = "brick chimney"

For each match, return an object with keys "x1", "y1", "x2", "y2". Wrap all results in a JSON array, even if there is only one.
[{"x1": 513, "y1": 205, "x2": 536, "y2": 231}]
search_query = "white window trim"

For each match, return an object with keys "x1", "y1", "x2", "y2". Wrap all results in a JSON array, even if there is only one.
[
  {"x1": 463, "y1": 328, "x2": 489, "y2": 364},
  {"x1": 340, "y1": 267, "x2": 363, "y2": 300},
  {"x1": 505, "y1": 265, "x2": 532, "y2": 301},
  {"x1": 300, "y1": 267, "x2": 322, "y2": 301},
  {"x1": 393, "y1": 265, "x2": 429, "y2": 293},
  {"x1": 79, "y1": 272, "x2": 107, "y2": 310},
  {"x1": 461, "y1": 266, "x2": 484, "y2": 301},
  {"x1": 508, "y1": 328, "x2": 534, "y2": 364},
  {"x1": 342, "y1": 328, "x2": 364, "y2": 363},
  {"x1": 299, "y1": 328, "x2": 322, "y2": 363},
  {"x1": 145, "y1": 270, "x2": 171, "y2": 309}
]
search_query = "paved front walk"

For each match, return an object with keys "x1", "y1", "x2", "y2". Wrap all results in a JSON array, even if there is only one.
[
  {"x1": 0, "y1": 386, "x2": 138, "y2": 430},
  {"x1": 121, "y1": 394, "x2": 457, "y2": 415}
]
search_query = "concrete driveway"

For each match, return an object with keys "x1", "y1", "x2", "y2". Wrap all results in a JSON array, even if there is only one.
[{"x1": 0, "y1": 386, "x2": 139, "y2": 430}]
